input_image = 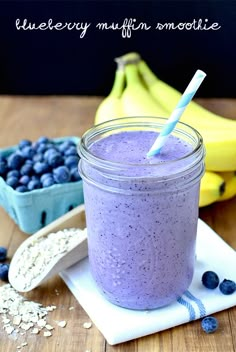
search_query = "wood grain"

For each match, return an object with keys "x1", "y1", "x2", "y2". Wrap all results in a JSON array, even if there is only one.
[{"x1": 0, "y1": 96, "x2": 235, "y2": 352}]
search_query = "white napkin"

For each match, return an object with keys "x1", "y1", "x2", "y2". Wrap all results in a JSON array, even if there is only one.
[{"x1": 61, "y1": 219, "x2": 236, "y2": 345}]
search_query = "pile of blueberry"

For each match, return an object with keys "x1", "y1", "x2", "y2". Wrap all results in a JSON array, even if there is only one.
[
  {"x1": 201, "y1": 270, "x2": 236, "y2": 333},
  {"x1": 0, "y1": 137, "x2": 81, "y2": 192}
]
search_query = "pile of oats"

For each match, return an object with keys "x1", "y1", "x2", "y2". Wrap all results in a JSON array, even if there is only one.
[
  {"x1": 0, "y1": 284, "x2": 57, "y2": 339},
  {"x1": 14, "y1": 228, "x2": 86, "y2": 291}
]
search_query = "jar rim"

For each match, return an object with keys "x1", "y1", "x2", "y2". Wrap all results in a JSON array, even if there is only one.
[{"x1": 78, "y1": 116, "x2": 204, "y2": 171}]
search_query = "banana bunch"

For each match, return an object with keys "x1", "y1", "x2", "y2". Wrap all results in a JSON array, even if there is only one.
[{"x1": 94, "y1": 52, "x2": 236, "y2": 207}]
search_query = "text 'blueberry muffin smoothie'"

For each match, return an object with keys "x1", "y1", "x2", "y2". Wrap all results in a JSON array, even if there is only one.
[{"x1": 78, "y1": 117, "x2": 205, "y2": 310}]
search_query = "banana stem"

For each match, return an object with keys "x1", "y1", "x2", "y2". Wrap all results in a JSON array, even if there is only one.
[
  {"x1": 138, "y1": 60, "x2": 159, "y2": 87},
  {"x1": 115, "y1": 52, "x2": 141, "y2": 65},
  {"x1": 125, "y1": 63, "x2": 142, "y2": 86},
  {"x1": 109, "y1": 65, "x2": 125, "y2": 98}
]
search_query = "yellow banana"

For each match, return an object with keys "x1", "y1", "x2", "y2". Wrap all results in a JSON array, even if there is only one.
[
  {"x1": 137, "y1": 59, "x2": 236, "y2": 130},
  {"x1": 217, "y1": 171, "x2": 236, "y2": 201},
  {"x1": 199, "y1": 171, "x2": 225, "y2": 207},
  {"x1": 94, "y1": 64, "x2": 125, "y2": 125},
  {"x1": 121, "y1": 63, "x2": 169, "y2": 118}
]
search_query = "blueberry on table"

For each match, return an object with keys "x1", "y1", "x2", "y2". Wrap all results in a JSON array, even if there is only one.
[
  {"x1": 201, "y1": 316, "x2": 219, "y2": 333},
  {"x1": 16, "y1": 185, "x2": 28, "y2": 192},
  {"x1": 27, "y1": 179, "x2": 41, "y2": 191},
  {"x1": 6, "y1": 176, "x2": 19, "y2": 188},
  {"x1": 0, "y1": 263, "x2": 10, "y2": 282},
  {"x1": 33, "y1": 153, "x2": 44, "y2": 162},
  {"x1": 18, "y1": 139, "x2": 32, "y2": 150},
  {"x1": 219, "y1": 279, "x2": 236, "y2": 295},
  {"x1": 36, "y1": 143, "x2": 48, "y2": 154},
  {"x1": 7, "y1": 153, "x2": 24, "y2": 170},
  {"x1": 53, "y1": 166, "x2": 71, "y2": 183},
  {"x1": 40, "y1": 172, "x2": 53, "y2": 183},
  {"x1": 0, "y1": 247, "x2": 7, "y2": 261},
  {"x1": 202, "y1": 271, "x2": 220, "y2": 289},
  {"x1": 43, "y1": 148, "x2": 58, "y2": 161}
]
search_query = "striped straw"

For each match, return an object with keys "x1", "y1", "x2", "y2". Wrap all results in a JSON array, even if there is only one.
[{"x1": 147, "y1": 69, "x2": 206, "y2": 157}]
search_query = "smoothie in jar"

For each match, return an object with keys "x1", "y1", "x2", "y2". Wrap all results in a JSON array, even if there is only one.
[{"x1": 78, "y1": 117, "x2": 205, "y2": 310}]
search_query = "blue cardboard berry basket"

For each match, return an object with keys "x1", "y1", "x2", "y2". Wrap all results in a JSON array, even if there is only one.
[{"x1": 0, "y1": 137, "x2": 84, "y2": 234}]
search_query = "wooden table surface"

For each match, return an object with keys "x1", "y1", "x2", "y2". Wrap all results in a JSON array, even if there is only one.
[{"x1": 0, "y1": 96, "x2": 235, "y2": 352}]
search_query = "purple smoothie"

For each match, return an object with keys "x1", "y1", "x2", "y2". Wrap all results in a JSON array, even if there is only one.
[{"x1": 79, "y1": 120, "x2": 205, "y2": 310}]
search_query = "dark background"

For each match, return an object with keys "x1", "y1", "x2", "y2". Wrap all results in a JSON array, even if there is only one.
[{"x1": 0, "y1": 0, "x2": 235, "y2": 97}]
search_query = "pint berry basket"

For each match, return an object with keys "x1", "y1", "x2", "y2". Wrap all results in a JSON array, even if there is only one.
[{"x1": 0, "y1": 137, "x2": 84, "y2": 234}]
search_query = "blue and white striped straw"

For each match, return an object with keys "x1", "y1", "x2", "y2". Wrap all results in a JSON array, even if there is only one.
[{"x1": 147, "y1": 69, "x2": 206, "y2": 157}]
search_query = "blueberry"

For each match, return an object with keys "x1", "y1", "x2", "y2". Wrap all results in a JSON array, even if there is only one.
[
  {"x1": 7, "y1": 153, "x2": 24, "y2": 169},
  {"x1": 48, "y1": 152, "x2": 64, "y2": 168},
  {"x1": 58, "y1": 140, "x2": 75, "y2": 153},
  {"x1": 43, "y1": 148, "x2": 58, "y2": 161},
  {"x1": 36, "y1": 143, "x2": 48, "y2": 154},
  {"x1": 40, "y1": 173, "x2": 53, "y2": 183},
  {"x1": 6, "y1": 176, "x2": 19, "y2": 188},
  {"x1": 0, "y1": 154, "x2": 6, "y2": 162},
  {"x1": 64, "y1": 155, "x2": 79, "y2": 169},
  {"x1": 219, "y1": 279, "x2": 236, "y2": 295},
  {"x1": 42, "y1": 176, "x2": 55, "y2": 188},
  {"x1": 201, "y1": 316, "x2": 218, "y2": 333},
  {"x1": 16, "y1": 185, "x2": 28, "y2": 192},
  {"x1": 0, "y1": 247, "x2": 7, "y2": 261},
  {"x1": 70, "y1": 167, "x2": 81, "y2": 181},
  {"x1": 18, "y1": 139, "x2": 32, "y2": 150},
  {"x1": 33, "y1": 161, "x2": 50, "y2": 175},
  {"x1": 64, "y1": 146, "x2": 77, "y2": 156},
  {"x1": 28, "y1": 179, "x2": 41, "y2": 191},
  {"x1": 7, "y1": 170, "x2": 20, "y2": 179},
  {"x1": 20, "y1": 146, "x2": 35, "y2": 159},
  {"x1": 37, "y1": 136, "x2": 50, "y2": 144},
  {"x1": 25, "y1": 159, "x2": 34, "y2": 166},
  {"x1": 20, "y1": 163, "x2": 33, "y2": 176},
  {"x1": 33, "y1": 153, "x2": 44, "y2": 162},
  {"x1": 202, "y1": 271, "x2": 220, "y2": 289},
  {"x1": 0, "y1": 263, "x2": 10, "y2": 282},
  {"x1": 19, "y1": 175, "x2": 30, "y2": 185},
  {"x1": 0, "y1": 161, "x2": 8, "y2": 176},
  {"x1": 53, "y1": 166, "x2": 70, "y2": 183}
]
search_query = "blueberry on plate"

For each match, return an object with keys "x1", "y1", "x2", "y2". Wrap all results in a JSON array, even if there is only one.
[
  {"x1": 0, "y1": 263, "x2": 10, "y2": 282},
  {"x1": 40, "y1": 172, "x2": 53, "y2": 183},
  {"x1": 58, "y1": 140, "x2": 75, "y2": 154},
  {"x1": 0, "y1": 247, "x2": 7, "y2": 261},
  {"x1": 33, "y1": 153, "x2": 44, "y2": 163},
  {"x1": 202, "y1": 271, "x2": 220, "y2": 289},
  {"x1": 53, "y1": 166, "x2": 70, "y2": 183},
  {"x1": 201, "y1": 316, "x2": 218, "y2": 333},
  {"x1": 219, "y1": 279, "x2": 236, "y2": 295}
]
